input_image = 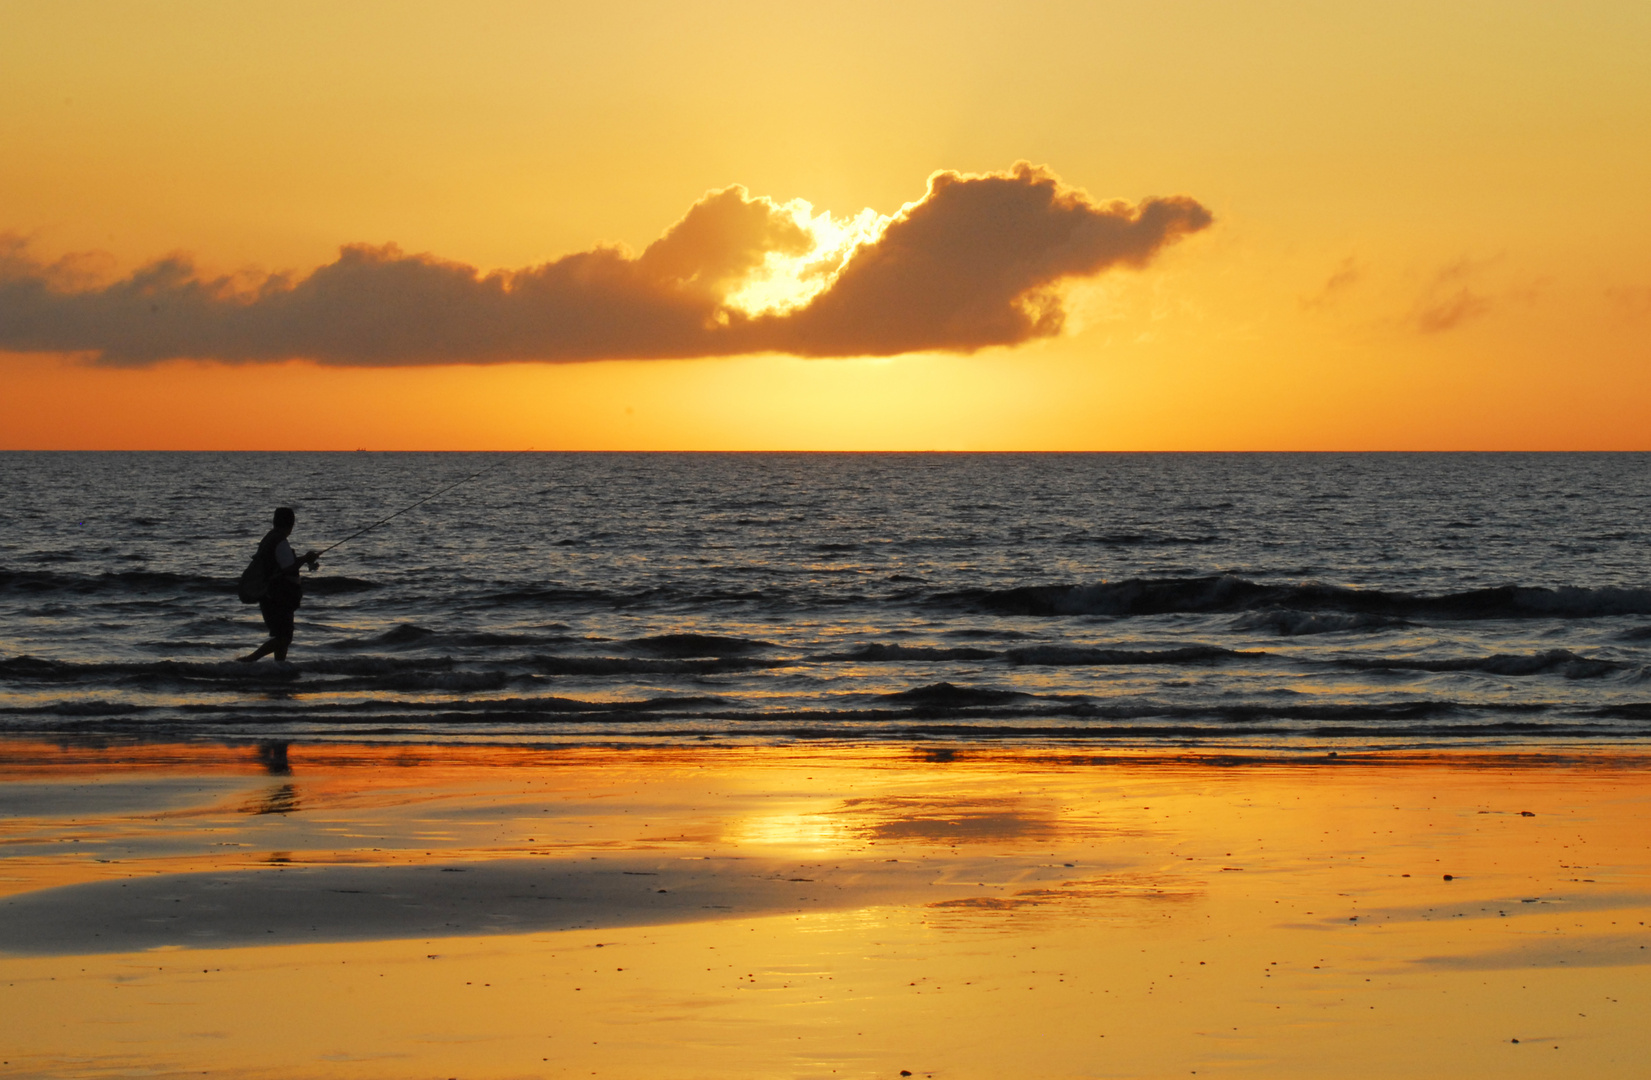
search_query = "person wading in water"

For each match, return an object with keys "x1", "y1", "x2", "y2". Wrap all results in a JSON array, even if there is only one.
[{"x1": 239, "y1": 507, "x2": 320, "y2": 664}]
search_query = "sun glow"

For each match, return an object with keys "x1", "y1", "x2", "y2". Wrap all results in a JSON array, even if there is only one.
[{"x1": 721, "y1": 200, "x2": 889, "y2": 316}]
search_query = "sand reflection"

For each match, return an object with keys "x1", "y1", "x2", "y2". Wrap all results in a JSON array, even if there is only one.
[
  {"x1": 4, "y1": 741, "x2": 1651, "y2": 1077},
  {"x1": 240, "y1": 782, "x2": 300, "y2": 815},
  {"x1": 836, "y1": 795, "x2": 1061, "y2": 844}
]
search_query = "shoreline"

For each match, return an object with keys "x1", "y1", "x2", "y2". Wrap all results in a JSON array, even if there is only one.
[{"x1": 11, "y1": 734, "x2": 1651, "y2": 768}]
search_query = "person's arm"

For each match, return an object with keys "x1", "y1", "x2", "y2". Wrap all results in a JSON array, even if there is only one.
[{"x1": 273, "y1": 541, "x2": 317, "y2": 577}]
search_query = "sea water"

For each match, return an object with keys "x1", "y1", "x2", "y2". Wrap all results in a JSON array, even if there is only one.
[{"x1": 3, "y1": 451, "x2": 1650, "y2": 748}]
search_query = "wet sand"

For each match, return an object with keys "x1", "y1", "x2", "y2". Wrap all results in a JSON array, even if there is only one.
[{"x1": 2, "y1": 740, "x2": 1650, "y2": 1078}]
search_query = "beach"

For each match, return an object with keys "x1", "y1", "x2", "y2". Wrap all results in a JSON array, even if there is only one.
[
  {"x1": 3, "y1": 740, "x2": 1649, "y2": 1078},
  {"x1": 7, "y1": 450, "x2": 1651, "y2": 1078}
]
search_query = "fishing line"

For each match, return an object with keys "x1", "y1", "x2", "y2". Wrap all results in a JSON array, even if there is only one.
[{"x1": 316, "y1": 454, "x2": 518, "y2": 557}]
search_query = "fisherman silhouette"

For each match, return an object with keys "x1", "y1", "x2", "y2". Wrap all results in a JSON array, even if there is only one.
[{"x1": 238, "y1": 507, "x2": 320, "y2": 664}]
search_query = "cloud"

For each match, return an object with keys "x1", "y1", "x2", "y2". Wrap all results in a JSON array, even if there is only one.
[
  {"x1": 1605, "y1": 285, "x2": 1651, "y2": 319},
  {"x1": 1300, "y1": 256, "x2": 1361, "y2": 311},
  {"x1": 751, "y1": 164, "x2": 1212, "y2": 356},
  {"x1": 1410, "y1": 257, "x2": 1497, "y2": 334},
  {"x1": 1415, "y1": 289, "x2": 1495, "y2": 333},
  {"x1": 0, "y1": 163, "x2": 1211, "y2": 366}
]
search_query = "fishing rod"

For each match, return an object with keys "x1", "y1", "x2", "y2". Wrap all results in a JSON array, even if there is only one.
[{"x1": 316, "y1": 454, "x2": 517, "y2": 557}]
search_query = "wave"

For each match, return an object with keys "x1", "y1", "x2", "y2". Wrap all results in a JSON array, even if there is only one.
[
  {"x1": 1232, "y1": 610, "x2": 1410, "y2": 636},
  {"x1": 526, "y1": 654, "x2": 787, "y2": 676},
  {"x1": 0, "y1": 652, "x2": 795, "y2": 690},
  {"x1": 298, "y1": 656, "x2": 458, "y2": 676},
  {"x1": 879, "y1": 682, "x2": 1031, "y2": 707},
  {"x1": 330, "y1": 624, "x2": 578, "y2": 650},
  {"x1": 480, "y1": 585, "x2": 769, "y2": 608},
  {"x1": 300, "y1": 576, "x2": 381, "y2": 595},
  {"x1": 0, "y1": 568, "x2": 380, "y2": 597},
  {"x1": 945, "y1": 575, "x2": 1651, "y2": 620},
  {"x1": 6, "y1": 642, "x2": 1629, "y2": 696},
  {"x1": 823, "y1": 644, "x2": 1001, "y2": 662},
  {"x1": 0, "y1": 699, "x2": 151, "y2": 716},
  {"x1": 1060, "y1": 532, "x2": 1219, "y2": 547},
  {"x1": 0, "y1": 653, "x2": 538, "y2": 687},
  {"x1": 1005, "y1": 644, "x2": 1256, "y2": 666},
  {"x1": 360, "y1": 623, "x2": 436, "y2": 646},
  {"x1": 478, "y1": 585, "x2": 623, "y2": 606},
  {"x1": 0, "y1": 655, "x2": 298, "y2": 684},
  {"x1": 994, "y1": 645, "x2": 1627, "y2": 679},
  {"x1": 15, "y1": 694, "x2": 1631, "y2": 744},
  {"x1": 360, "y1": 671, "x2": 520, "y2": 692},
  {"x1": 627, "y1": 634, "x2": 775, "y2": 657},
  {"x1": 0, "y1": 569, "x2": 215, "y2": 595},
  {"x1": 823, "y1": 642, "x2": 1627, "y2": 680},
  {"x1": 1589, "y1": 704, "x2": 1651, "y2": 720},
  {"x1": 1339, "y1": 649, "x2": 1626, "y2": 679},
  {"x1": 0, "y1": 698, "x2": 1488, "y2": 724},
  {"x1": 0, "y1": 692, "x2": 730, "y2": 724}
]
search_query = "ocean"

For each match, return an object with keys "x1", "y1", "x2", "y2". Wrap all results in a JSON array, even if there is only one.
[{"x1": 3, "y1": 451, "x2": 1650, "y2": 749}]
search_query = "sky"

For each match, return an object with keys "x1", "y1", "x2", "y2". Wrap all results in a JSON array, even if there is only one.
[{"x1": 2, "y1": 0, "x2": 1648, "y2": 450}]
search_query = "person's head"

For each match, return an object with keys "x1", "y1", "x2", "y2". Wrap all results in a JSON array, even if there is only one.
[{"x1": 273, "y1": 507, "x2": 295, "y2": 534}]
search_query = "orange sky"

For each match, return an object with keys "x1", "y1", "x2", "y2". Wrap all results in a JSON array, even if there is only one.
[{"x1": 2, "y1": 1, "x2": 1649, "y2": 450}]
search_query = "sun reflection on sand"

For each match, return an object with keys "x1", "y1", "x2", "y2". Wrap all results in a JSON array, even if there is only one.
[{"x1": 728, "y1": 809, "x2": 857, "y2": 851}]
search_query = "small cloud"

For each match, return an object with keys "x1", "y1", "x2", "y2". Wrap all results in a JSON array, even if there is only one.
[
  {"x1": 1300, "y1": 256, "x2": 1361, "y2": 311},
  {"x1": 1414, "y1": 287, "x2": 1495, "y2": 333},
  {"x1": 0, "y1": 163, "x2": 1211, "y2": 366},
  {"x1": 1409, "y1": 257, "x2": 1500, "y2": 334},
  {"x1": 1605, "y1": 285, "x2": 1651, "y2": 318}
]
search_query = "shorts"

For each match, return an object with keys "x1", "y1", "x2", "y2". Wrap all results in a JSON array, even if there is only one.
[{"x1": 259, "y1": 598, "x2": 297, "y2": 639}]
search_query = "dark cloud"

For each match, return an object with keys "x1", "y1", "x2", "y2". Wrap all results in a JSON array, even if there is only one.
[
  {"x1": 0, "y1": 163, "x2": 1211, "y2": 366},
  {"x1": 751, "y1": 163, "x2": 1212, "y2": 356}
]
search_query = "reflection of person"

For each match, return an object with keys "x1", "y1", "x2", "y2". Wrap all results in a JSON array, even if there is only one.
[{"x1": 238, "y1": 507, "x2": 319, "y2": 664}]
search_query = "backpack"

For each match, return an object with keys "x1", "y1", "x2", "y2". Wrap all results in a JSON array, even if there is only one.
[{"x1": 236, "y1": 537, "x2": 276, "y2": 604}]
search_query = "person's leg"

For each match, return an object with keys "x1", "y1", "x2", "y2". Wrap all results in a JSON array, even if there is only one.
[
  {"x1": 241, "y1": 601, "x2": 284, "y2": 662},
  {"x1": 239, "y1": 639, "x2": 276, "y2": 662},
  {"x1": 269, "y1": 604, "x2": 297, "y2": 663}
]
